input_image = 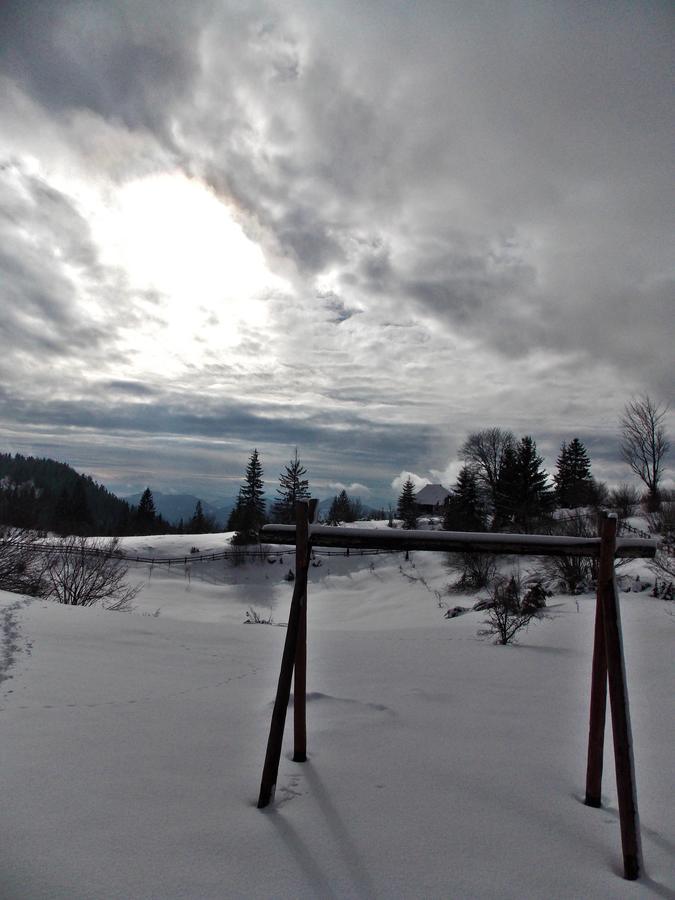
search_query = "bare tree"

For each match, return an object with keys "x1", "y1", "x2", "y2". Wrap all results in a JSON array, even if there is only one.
[
  {"x1": 620, "y1": 396, "x2": 670, "y2": 510},
  {"x1": 42, "y1": 536, "x2": 141, "y2": 610},
  {"x1": 460, "y1": 428, "x2": 514, "y2": 502},
  {"x1": 478, "y1": 573, "x2": 544, "y2": 645}
]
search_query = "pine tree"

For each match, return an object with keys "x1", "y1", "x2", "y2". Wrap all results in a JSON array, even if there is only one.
[
  {"x1": 494, "y1": 442, "x2": 520, "y2": 529},
  {"x1": 443, "y1": 466, "x2": 486, "y2": 532},
  {"x1": 55, "y1": 480, "x2": 92, "y2": 535},
  {"x1": 69, "y1": 479, "x2": 92, "y2": 533},
  {"x1": 397, "y1": 478, "x2": 418, "y2": 529},
  {"x1": 226, "y1": 490, "x2": 244, "y2": 533},
  {"x1": 512, "y1": 436, "x2": 554, "y2": 531},
  {"x1": 494, "y1": 437, "x2": 553, "y2": 531},
  {"x1": 326, "y1": 489, "x2": 352, "y2": 525},
  {"x1": 554, "y1": 438, "x2": 594, "y2": 508},
  {"x1": 229, "y1": 450, "x2": 266, "y2": 543},
  {"x1": 271, "y1": 449, "x2": 310, "y2": 524},
  {"x1": 188, "y1": 500, "x2": 208, "y2": 533},
  {"x1": 135, "y1": 487, "x2": 157, "y2": 534}
]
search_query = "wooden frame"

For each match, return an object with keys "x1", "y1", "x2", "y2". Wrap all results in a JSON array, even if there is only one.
[{"x1": 257, "y1": 504, "x2": 655, "y2": 881}]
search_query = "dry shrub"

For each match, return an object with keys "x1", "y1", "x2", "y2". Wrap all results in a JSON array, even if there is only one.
[
  {"x1": 478, "y1": 572, "x2": 546, "y2": 645},
  {"x1": 446, "y1": 552, "x2": 498, "y2": 591}
]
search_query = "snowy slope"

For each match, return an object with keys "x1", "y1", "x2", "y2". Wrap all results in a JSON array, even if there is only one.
[{"x1": 1, "y1": 533, "x2": 673, "y2": 899}]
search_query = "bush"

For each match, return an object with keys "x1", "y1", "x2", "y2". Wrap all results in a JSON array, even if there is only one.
[
  {"x1": 609, "y1": 484, "x2": 641, "y2": 520},
  {"x1": 478, "y1": 572, "x2": 545, "y2": 645},
  {"x1": 522, "y1": 580, "x2": 550, "y2": 611},
  {"x1": 543, "y1": 513, "x2": 598, "y2": 594},
  {"x1": 42, "y1": 536, "x2": 141, "y2": 610},
  {"x1": 645, "y1": 497, "x2": 675, "y2": 539},
  {"x1": 447, "y1": 552, "x2": 497, "y2": 591},
  {"x1": 244, "y1": 607, "x2": 275, "y2": 625},
  {"x1": 648, "y1": 546, "x2": 675, "y2": 582}
]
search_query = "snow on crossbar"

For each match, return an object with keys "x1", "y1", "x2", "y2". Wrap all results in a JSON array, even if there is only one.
[
  {"x1": 257, "y1": 505, "x2": 656, "y2": 881},
  {"x1": 261, "y1": 523, "x2": 656, "y2": 558}
]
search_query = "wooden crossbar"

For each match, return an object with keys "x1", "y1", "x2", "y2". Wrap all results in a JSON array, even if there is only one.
[{"x1": 261, "y1": 523, "x2": 656, "y2": 558}]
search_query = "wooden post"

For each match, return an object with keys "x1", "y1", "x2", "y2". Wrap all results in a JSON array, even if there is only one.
[
  {"x1": 257, "y1": 500, "x2": 313, "y2": 808},
  {"x1": 598, "y1": 514, "x2": 642, "y2": 880},
  {"x1": 293, "y1": 498, "x2": 317, "y2": 762},
  {"x1": 585, "y1": 518, "x2": 610, "y2": 807}
]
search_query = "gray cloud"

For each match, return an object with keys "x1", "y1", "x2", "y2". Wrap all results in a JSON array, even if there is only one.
[
  {"x1": 0, "y1": 0, "x2": 201, "y2": 133},
  {"x1": 0, "y1": 163, "x2": 110, "y2": 360},
  {"x1": 0, "y1": 0, "x2": 672, "y2": 497}
]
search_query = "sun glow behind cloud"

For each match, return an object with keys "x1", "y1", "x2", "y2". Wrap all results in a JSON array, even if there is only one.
[{"x1": 89, "y1": 171, "x2": 287, "y2": 370}]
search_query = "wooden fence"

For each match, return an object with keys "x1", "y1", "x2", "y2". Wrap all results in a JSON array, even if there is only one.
[{"x1": 257, "y1": 501, "x2": 657, "y2": 882}]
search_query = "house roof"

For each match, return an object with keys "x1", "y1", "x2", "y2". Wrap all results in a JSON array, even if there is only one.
[{"x1": 414, "y1": 483, "x2": 451, "y2": 506}]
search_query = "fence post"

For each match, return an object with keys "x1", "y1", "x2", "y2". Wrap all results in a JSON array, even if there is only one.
[
  {"x1": 257, "y1": 500, "x2": 314, "y2": 809},
  {"x1": 585, "y1": 516, "x2": 610, "y2": 807},
  {"x1": 598, "y1": 514, "x2": 642, "y2": 880},
  {"x1": 293, "y1": 499, "x2": 317, "y2": 762}
]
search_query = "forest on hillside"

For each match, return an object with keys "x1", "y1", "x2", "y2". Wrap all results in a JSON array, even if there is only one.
[{"x1": 0, "y1": 453, "x2": 170, "y2": 536}]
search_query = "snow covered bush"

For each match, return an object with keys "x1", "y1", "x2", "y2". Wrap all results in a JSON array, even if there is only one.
[
  {"x1": 478, "y1": 573, "x2": 545, "y2": 645},
  {"x1": 648, "y1": 546, "x2": 675, "y2": 584},
  {"x1": 521, "y1": 580, "x2": 550, "y2": 611},
  {"x1": 444, "y1": 605, "x2": 468, "y2": 619},
  {"x1": 243, "y1": 607, "x2": 276, "y2": 625}
]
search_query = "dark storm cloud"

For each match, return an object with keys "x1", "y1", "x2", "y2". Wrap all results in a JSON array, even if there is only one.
[
  {"x1": 0, "y1": 0, "x2": 202, "y2": 133},
  {"x1": 0, "y1": 383, "x2": 434, "y2": 474},
  {"x1": 104, "y1": 380, "x2": 162, "y2": 398}
]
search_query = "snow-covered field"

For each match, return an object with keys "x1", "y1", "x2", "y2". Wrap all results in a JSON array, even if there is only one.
[{"x1": 1, "y1": 530, "x2": 673, "y2": 899}]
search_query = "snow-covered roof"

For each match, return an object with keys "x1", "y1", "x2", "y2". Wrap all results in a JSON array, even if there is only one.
[{"x1": 414, "y1": 483, "x2": 451, "y2": 506}]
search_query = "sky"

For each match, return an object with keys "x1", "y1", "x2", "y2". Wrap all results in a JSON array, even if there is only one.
[{"x1": 0, "y1": 0, "x2": 672, "y2": 503}]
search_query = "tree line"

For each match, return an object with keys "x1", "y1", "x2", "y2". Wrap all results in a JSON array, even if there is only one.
[
  {"x1": 397, "y1": 394, "x2": 670, "y2": 535},
  {"x1": 1, "y1": 396, "x2": 668, "y2": 542},
  {"x1": 397, "y1": 431, "x2": 601, "y2": 533},
  {"x1": 225, "y1": 447, "x2": 376, "y2": 543}
]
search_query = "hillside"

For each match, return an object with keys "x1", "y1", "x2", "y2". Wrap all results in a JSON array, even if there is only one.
[{"x1": 0, "y1": 451, "x2": 134, "y2": 535}]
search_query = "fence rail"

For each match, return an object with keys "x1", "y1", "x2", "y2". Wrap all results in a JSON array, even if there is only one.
[{"x1": 3, "y1": 539, "x2": 417, "y2": 565}]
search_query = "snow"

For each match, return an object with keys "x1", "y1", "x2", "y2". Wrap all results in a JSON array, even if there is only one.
[{"x1": 1, "y1": 532, "x2": 673, "y2": 899}]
